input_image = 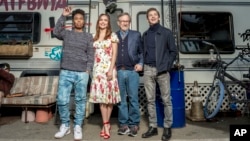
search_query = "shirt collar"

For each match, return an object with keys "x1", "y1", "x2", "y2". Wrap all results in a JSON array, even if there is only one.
[{"x1": 119, "y1": 30, "x2": 129, "y2": 37}]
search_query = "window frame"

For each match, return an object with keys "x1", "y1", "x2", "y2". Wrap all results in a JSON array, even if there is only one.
[
  {"x1": 0, "y1": 12, "x2": 41, "y2": 44},
  {"x1": 178, "y1": 11, "x2": 235, "y2": 54},
  {"x1": 136, "y1": 11, "x2": 147, "y2": 35}
]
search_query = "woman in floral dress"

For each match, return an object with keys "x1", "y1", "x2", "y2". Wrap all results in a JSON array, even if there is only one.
[{"x1": 89, "y1": 13, "x2": 120, "y2": 139}]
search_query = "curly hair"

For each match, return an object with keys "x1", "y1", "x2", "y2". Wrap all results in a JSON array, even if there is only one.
[{"x1": 72, "y1": 9, "x2": 85, "y2": 19}]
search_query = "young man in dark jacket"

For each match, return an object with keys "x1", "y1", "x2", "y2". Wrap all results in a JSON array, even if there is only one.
[{"x1": 141, "y1": 8, "x2": 177, "y2": 141}]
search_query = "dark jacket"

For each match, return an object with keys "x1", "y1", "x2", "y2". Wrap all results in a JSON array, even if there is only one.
[
  {"x1": 116, "y1": 30, "x2": 143, "y2": 66},
  {"x1": 0, "y1": 69, "x2": 15, "y2": 97},
  {"x1": 142, "y1": 24, "x2": 178, "y2": 73}
]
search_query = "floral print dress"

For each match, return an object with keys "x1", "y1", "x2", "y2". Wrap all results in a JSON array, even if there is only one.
[{"x1": 89, "y1": 32, "x2": 121, "y2": 104}]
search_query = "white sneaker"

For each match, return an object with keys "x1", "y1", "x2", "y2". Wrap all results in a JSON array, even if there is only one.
[
  {"x1": 54, "y1": 124, "x2": 70, "y2": 138},
  {"x1": 74, "y1": 125, "x2": 82, "y2": 140}
]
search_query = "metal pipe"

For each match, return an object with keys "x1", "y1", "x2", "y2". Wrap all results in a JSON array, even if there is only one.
[
  {"x1": 88, "y1": 0, "x2": 92, "y2": 33},
  {"x1": 161, "y1": 0, "x2": 164, "y2": 25}
]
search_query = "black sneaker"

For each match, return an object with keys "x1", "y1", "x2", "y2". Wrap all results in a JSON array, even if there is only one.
[
  {"x1": 118, "y1": 126, "x2": 130, "y2": 135},
  {"x1": 128, "y1": 126, "x2": 139, "y2": 137}
]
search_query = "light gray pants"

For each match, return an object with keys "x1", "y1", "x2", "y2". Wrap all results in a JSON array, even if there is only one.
[{"x1": 143, "y1": 65, "x2": 173, "y2": 128}]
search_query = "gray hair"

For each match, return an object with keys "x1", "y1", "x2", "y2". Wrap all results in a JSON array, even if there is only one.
[{"x1": 117, "y1": 12, "x2": 131, "y2": 22}]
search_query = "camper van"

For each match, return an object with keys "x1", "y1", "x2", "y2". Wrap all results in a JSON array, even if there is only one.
[{"x1": 1, "y1": 0, "x2": 250, "y2": 113}]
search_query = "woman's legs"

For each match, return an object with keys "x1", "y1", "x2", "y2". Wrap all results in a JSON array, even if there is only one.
[
  {"x1": 100, "y1": 104, "x2": 107, "y2": 135},
  {"x1": 107, "y1": 104, "x2": 113, "y2": 121},
  {"x1": 100, "y1": 104, "x2": 113, "y2": 138}
]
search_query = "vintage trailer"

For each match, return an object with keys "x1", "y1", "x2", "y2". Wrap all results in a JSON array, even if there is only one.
[{"x1": 1, "y1": 0, "x2": 249, "y2": 113}]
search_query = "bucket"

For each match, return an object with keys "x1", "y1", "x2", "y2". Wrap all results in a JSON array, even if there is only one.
[
  {"x1": 21, "y1": 110, "x2": 35, "y2": 122},
  {"x1": 35, "y1": 108, "x2": 50, "y2": 123},
  {"x1": 156, "y1": 70, "x2": 186, "y2": 128}
]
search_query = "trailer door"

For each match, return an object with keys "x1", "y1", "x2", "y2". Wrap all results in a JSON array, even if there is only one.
[{"x1": 131, "y1": 3, "x2": 161, "y2": 34}]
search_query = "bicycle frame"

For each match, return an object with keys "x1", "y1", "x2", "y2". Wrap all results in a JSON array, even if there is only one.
[
  {"x1": 214, "y1": 52, "x2": 249, "y2": 103},
  {"x1": 203, "y1": 40, "x2": 250, "y2": 119}
]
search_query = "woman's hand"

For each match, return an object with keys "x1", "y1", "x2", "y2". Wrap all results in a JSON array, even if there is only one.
[{"x1": 106, "y1": 70, "x2": 113, "y2": 81}]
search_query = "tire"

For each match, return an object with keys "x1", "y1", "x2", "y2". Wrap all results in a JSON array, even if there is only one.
[{"x1": 204, "y1": 79, "x2": 225, "y2": 119}]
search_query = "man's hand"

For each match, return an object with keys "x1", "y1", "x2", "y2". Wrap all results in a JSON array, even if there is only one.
[
  {"x1": 134, "y1": 64, "x2": 143, "y2": 72},
  {"x1": 62, "y1": 7, "x2": 72, "y2": 17}
]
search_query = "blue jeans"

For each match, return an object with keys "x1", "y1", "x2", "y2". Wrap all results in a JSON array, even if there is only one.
[
  {"x1": 57, "y1": 69, "x2": 89, "y2": 127},
  {"x1": 117, "y1": 70, "x2": 140, "y2": 127}
]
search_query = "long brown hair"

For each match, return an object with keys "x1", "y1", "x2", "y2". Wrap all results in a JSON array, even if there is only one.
[{"x1": 93, "y1": 14, "x2": 112, "y2": 41}]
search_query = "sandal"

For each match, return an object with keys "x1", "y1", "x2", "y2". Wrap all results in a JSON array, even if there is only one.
[
  {"x1": 100, "y1": 129, "x2": 105, "y2": 137},
  {"x1": 103, "y1": 121, "x2": 111, "y2": 139}
]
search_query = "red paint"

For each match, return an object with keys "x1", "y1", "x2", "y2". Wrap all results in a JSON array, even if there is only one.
[
  {"x1": 44, "y1": 26, "x2": 72, "y2": 32},
  {"x1": 18, "y1": 0, "x2": 26, "y2": 10},
  {"x1": 0, "y1": 0, "x2": 67, "y2": 11},
  {"x1": 44, "y1": 23, "x2": 92, "y2": 32},
  {"x1": 28, "y1": 0, "x2": 36, "y2": 10},
  {"x1": 10, "y1": 0, "x2": 15, "y2": 10},
  {"x1": 37, "y1": 0, "x2": 48, "y2": 10},
  {"x1": 0, "y1": 0, "x2": 8, "y2": 11}
]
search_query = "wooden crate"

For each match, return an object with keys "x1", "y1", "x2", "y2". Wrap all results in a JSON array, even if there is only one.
[{"x1": 0, "y1": 41, "x2": 33, "y2": 58}]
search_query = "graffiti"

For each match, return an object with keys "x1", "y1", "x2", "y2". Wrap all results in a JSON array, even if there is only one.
[
  {"x1": 0, "y1": 0, "x2": 67, "y2": 11},
  {"x1": 45, "y1": 46, "x2": 62, "y2": 61},
  {"x1": 240, "y1": 29, "x2": 250, "y2": 42},
  {"x1": 239, "y1": 29, "x2": 250, "y2": 53},
  {"x1": 44, "y1": 24, "x2": 92, "y2": 33}
]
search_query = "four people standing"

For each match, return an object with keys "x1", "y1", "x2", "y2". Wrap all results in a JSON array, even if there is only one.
[
  {"x1": 89, "y1": 13, "x2": 121, "y2": 139},
  {"x1": 53, "y1": 7, "x2": 94, "y2": 141},
  {"x1": 115, "y1": 12, "x2": 143, "y2": 137},
  {"x1": 141, "y1": 8, "x2": 177, "y2": 141},
  {"x1": 54, "y1": 6, "x2": 177, "y2": 141}
]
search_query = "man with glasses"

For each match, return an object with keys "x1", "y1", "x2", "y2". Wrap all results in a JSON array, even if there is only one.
[{"x1": 116, "y1": 12, "x2": 143, "y2": 137}]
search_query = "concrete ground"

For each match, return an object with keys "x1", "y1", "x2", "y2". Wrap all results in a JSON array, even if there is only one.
[{"x1": 0, "y1": 109, "x2": 249, "y2": 141}]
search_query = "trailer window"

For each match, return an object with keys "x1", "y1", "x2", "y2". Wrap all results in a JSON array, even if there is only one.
[
  {"x1": 0, "y1": 12, "x2": 41, "y2": 44},
  {"x1": 137, "y1": 12, "x2": 148, "y2": 35},
  {"x1": 179, "y1": 12, "x2": 234, "y2": 54}
]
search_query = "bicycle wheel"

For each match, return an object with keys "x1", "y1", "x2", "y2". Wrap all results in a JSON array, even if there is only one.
[{"x1": 204, "y1": 78, "x2": 225, "y2": 119}]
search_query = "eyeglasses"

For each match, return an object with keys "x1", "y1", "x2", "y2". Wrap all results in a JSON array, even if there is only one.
[{"x1": 119, "y1": 20, "x2": 130, "y2": 23}]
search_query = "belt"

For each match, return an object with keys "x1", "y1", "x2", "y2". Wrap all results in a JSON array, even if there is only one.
[
  {"x1": 145, "y1": 64, "x2": 156, "y2": 67},
  {"x1": 158, "y1": 71, "x2": 168, "y2": 75},
  {"x1": 119, "y1": 66, "x2": 133, "y2": 70},
  {"x1": 120, "y1": 66, "x2": 126, "y2": 70}
]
